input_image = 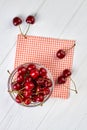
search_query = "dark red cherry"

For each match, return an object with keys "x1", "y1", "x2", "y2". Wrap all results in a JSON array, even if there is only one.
[
  {"x1": 25, "y1": 76, "x2": 32, "y2": 83},
  {"x1": 36, "y1": 94, "x2": 44, "y2": 102},
  {"x1": 26, "y1": 15, "x2": 35, "y2": 24},
  {"x1": 17, "y1": 74, "x2": 24, "y2": 83},
  {"x1": 15, "y1": 94, "x2": 23, "y2": 103},
  {"x1": 13, "y1": 17, "x2": 22, "y2": 26},
  {"x1": 24, "y1": 98, "x2": 31, "y2": 105},
  {"x1": 27, "y1": 64, "x2": 36, "y2": 71},
  {"x1": 58, "y1": 76, "x2": 66, "y2": 84},
  {"x1": 23, "y1": 90, "x2": 32, "y2": 98},
  {"x1": 56, "y1": 49, "x2": 66, "y2": 59},
  {"x1": 25, "y1": 82, "x2": 35, "y2": 91},
  {"x1": 11, "y1": 82, "x2": 21, "y2": 90},
  {"x1": 43, "y1": 88, "x2": 50, "y2": 95},
  {"x1": 39, "y1": 68, "x2": 47, "y2": 77},
  {"x1": 18, "y1": 66, "x2": 27, "y2": 75},
  {"x1": 36, "y1": 86, "x2": 43, "y2": 93},
  {"x1": 30, "y1": 69, "x2": 39, "y2": 79},
  {"x1": 56, "y1": 44, "x2": 75, "y2": 59},
  {"x1": 36, "y1": 77, "x2": 45, "y2": 85},
  {"x1": 44, "y1": 78, "x2": 52, "y2": 87},
  {"x1": 63, "y1": 69, "x2": 71, "y2": 77},
  {"x1": 31, "y1": 95, "x2": 37, "y2": 102}
]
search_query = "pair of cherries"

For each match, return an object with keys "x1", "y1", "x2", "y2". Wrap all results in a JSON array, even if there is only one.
[
  {"x1": 13, "y1": 15, "x2": 35, "y2": 26},
  {"x1": 13, "y1": 15, "x2": 35, "y2": 36},
  {"x1": 57, "y1": 69, "x2": 77, "y2": 93},
  {"x1": 58, "y1": 69, "x2": 71, "y2": 84}
]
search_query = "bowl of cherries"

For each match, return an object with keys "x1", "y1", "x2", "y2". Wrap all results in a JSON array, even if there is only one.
[{"x1": 8, "y1": 63, "x2": 54, "y2": 107}]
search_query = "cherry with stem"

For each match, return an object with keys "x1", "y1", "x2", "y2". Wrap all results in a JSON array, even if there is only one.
[
  {"x1": 57, "y1": 69, "x2": 78, "y2": 94},
  {"x1": 56, "y1": 44, "x2": 76, "y2": 59}
]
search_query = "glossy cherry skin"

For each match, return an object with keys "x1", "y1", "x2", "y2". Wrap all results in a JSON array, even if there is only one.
[
  {"x1": 36, "y1": 86, "x2": 43, "y2": 93},
  {"x1": 27, "y1": 64, "x2": 36, "y2": 71},
  {"x1": 18, "y1": 66, "x2": 27, "y2": 75},
  {"x1": 15, "y1": 94, "x2": 23, "y2": 103},
  {"x1": 39, "y1": 68, "x2": 47, "y2": 77},
  {"x1": 25, "y1": 82, "x2": 35, "y2": 91},
  {"x1": 36, "y1": 94, "x2": 44, "y2": 102},
  {"x1": 11, "y1": 82, "x2": 21, "y2": 91},
  {"x1": 17, "y1": 74, "x2": 24, "y2": 83},
  {"x1": 26, "y1": 15, "x2": 35, "y2": 24},
  {"x1": 13, "y1": 17, "x2": 22, "y2": 26},
  {"x1": 43, "y1": 88, "x2": 50, "y2": 95},
  {"x1": 63, "y1": 69, "x2": 71, "y2": 77},
  {"x1": 36, "y1": 77, "x2": 45, "y2": 86},
  {"x1": 25, "y1": 76, "x2": 32, "y2": 83},
  {"x1": 56, "y1": 49, "x2": 66, "y2": 59},
  {"x1": 58, "y1": 75, "x2": 66, "y2": 84},
  {"x1": 44, "y1": 78, "x2": 52, "y2": 87},
  {"x1": 24, "y1": 98, "x2": 31, "y2": 105},
  {"x1": 30, "y1": 69, "x2": 39, "y2": 79},
  {"x1": 23, "y1": 90, "x2": 32, "y2": 98}
]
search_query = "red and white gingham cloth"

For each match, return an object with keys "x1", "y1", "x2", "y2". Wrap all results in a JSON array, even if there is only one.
[{"x1": 15, "y1": 34, "x2": 75, "y2": 99}]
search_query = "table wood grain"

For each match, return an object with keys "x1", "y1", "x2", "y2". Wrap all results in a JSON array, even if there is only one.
[{"x1": 0, "y1": 0, "x2": 87, "y2": 130}]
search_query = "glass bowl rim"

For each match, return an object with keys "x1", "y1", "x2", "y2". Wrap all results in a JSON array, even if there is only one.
[{"x1": 8, "y1": 62, "x2": 54, "y2": 107}]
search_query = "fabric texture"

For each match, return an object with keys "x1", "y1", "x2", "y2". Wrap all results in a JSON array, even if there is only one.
[{"x1": 15, "y1": 34, "x2": 75, "y2": 98}]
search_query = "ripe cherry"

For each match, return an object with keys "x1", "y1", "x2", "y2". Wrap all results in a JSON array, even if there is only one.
[
  {"x1": 25, "y1": 82, "x2": 35, "y2": 91},
  {"x1": 18, "y1": 66, "x2": 27, "y2": 75},
  {"x1": 13, "y1": 17, "x2": 22, "y2": 26},
  {"x1": 23, "y1": 90, "x2": 32, "y2": 98},
  {"x1": 56, "y1": 44, "x2": 75, "y2": 59},
  {"x1": 15, "y1": 94, "x2": 23, "y2": 103},
  {"x1": 36, "y1": 86, "x2": 43, "y2": 93},
  {"x1": 17, "y1": 74, "x2": 24, "y2": 83},
  {"x1": 25, "y1": 76, "x2": 32, "y2": 83},
  {"x1": 30, "y1": 69, "x2": 39, "y2": 79},
  {"x1": 39, "y1": 68, "x2": 47, "y2": 77},
  {"x1": 27, "y1": 64, "x2": 36, "y2": 71},
  {"x1": 44, "y1": 78, "x2": 52, "y2": 87},
  {"x1": 36, "y1": 94, "x2": 44, "y2": 102},
  {"x1": 24, "y1": 98, "x2": 31, "y2": 105},
  {"x1": 11, "y1": 82, "x2": 21, "y2": 91},
  {"x1": 56, "y1": 50, "x2": 66, "y2": 59},
  {"x1": 26, "y1": 15, "x2": 35, "y2": 24},
  {"x1": 36, "y1": 77, "x2": 45, "y2": 86},
  {"x1": 57, "y1": 75, "x2": 66, "y2": 84},
  {"x1": 43, "y1": 88, "x2": 50, "y2": 95},
  {"x1": 63, "y1": 69, "x2": 71, "y2": 77}
]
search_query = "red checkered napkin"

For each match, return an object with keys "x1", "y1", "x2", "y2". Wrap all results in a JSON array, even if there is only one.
[{"x1": 15, "y1": 34, "x2": 75, "y2": 99}]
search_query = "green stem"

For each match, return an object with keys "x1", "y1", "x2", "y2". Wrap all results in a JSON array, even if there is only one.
[
  {"x1": 24, "y1": 24, "x2": 30, "y2": 36},
  {"x1": 65, "y1": 44, "x2": 76, "y2": 53},
  {"x1": 18, "y1": 25, "x2": 24, "y2": 36},
  {"x1": 70, "y1": 77, "x2": 78, "y2": 94}
]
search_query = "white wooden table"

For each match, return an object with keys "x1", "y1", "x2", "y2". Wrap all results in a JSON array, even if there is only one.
[{"x1": 0, "y1": 0, "x2": 87, "y2": 130}]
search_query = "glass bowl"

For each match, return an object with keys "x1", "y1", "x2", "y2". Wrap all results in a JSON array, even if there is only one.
[{"x1": 8, "y1": 63, "x2": 54, "y2": 107}]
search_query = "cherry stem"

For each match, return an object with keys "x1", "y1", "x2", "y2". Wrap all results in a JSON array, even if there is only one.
[
  {"x1": 65, "y1": 44, "x2": 76, "y2": 53},
  {"x1": 8, "y1": 89, "x2": 24, "y2": 98},
  {"x1": 18, "y1": 25, "x2": 24, "y2": 36},
  {"x1": 8, "y1": 90, "x2": 18, "y2": 93},
  {"x1": 8, "y1": 86, "x2": 25, "y2": 94},
  {"x1": 63, "y1": 85, "x2": 77, "y2": 93},
  {"x1": 62, "y1": 77, "x2": 78, "y2": 94},
  {"x1": 70, "y1": 77, "x2": 78, "y2": 94},
  {"x1": 7, "y1": 70, "x2": 11, "y2": 75},
  {"x1": 24, "y1": 24, "x2": 30, "y2": 36}
]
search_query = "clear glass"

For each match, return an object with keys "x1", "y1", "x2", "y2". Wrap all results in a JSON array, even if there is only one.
[{"x1": 8, "y1": 63, "x2": 54, "y2": 107}]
